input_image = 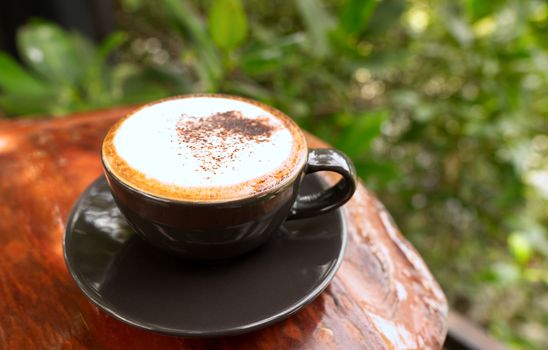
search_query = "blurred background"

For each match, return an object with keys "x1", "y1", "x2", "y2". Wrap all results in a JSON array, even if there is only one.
[{"x1": 1, "y1": 0, "x2": 547, "y2": 348}]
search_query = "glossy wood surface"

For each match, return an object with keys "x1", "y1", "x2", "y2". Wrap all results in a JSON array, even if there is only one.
[{"x1": 0, "y1": 107, "x2": 447, "y2": 349}]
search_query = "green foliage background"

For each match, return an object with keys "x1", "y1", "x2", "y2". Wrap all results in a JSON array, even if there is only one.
[{"x1": 1, "y1": 0, "x2": 548, "y2": 348}]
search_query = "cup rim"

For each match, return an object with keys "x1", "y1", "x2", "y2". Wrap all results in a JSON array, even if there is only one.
[
  {"x1": 101, "y1": 157, "x2": 304, "y2": 207},
  {"x1": 100, "y1": 93, "x2": 309, "y2": 206}
]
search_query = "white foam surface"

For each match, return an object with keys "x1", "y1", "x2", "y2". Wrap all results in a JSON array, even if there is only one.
[{"x1": 112, "y1": 97, "x2": 294, "y2": 188}]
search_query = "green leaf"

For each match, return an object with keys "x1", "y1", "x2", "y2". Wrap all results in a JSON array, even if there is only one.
[
  {"x1": 136, "y1": 65, "x2": 193, "y2": 94},
  {"x1": 465, "y1": 0, "x2": 504, "y2": 21},
  {"x1": 121, "y1": 81, "x2": 168, "y2": 104},
  {"x1": 339, "y1": 0, "x2": 377, "y2": 35},
  {"x1": 363, "y1": 0, "x2": 406, "y2": 37},
  {"x1": 240, "y1": 46, "x2": 285, "y2": 75},
  {"x1": 208, "y1": 0, "x2": 248, "y2": 51},
  {"x1": 508, "y1": 232, "x2": 533, "y2": 265},
  {"x1": 240, "y1": 34, "x2": 304, "y2": 75},
  {"x1": 110, "y1": 63, "x2": 169, "y2": 104},
  {"x1": 0, "y1": 52, "x2": 48, "y2": 95},
  {"x1": 96, "y1": 31, "x2": 128, "y2": 64},
  {"x1": 0, "y1": 92, "x2": 56, "y2": 116},
  {"x1": 162, "y1": 0, "x2": 222, "y2": 90},
  {"x1": 17, "y1": 21, "x2": 92, "y2": 84},
  {"x1": 296, "y1": 0, "x2": 334, "y2": 57},
  {"x1": 81, "y1": 32, "x2": 128, "y2": 104},
  {"x1": 163, "y1": 0, "x2": 212, "y2": 51},
  {"x1": 334, "y1": 110, "x2": 388, "y2": 158},
  {"x1": 70, "y1": 31, "x2": 96, "y2": 67},
  {"x1": 441, "y1": 7, "x2": 473, "y2": 46},
  {"x1": 355, "y1": 159, "x2": 399, "y2": 182},
  {"x1": 489, "y1": 262, "x2": 521, "y2": 285},
  {"x1": 110, "y1": 63, "x2": 141, "y2": 96},
  {"x1": 223, "y1": 80, "x2": 273, "y2": 101}
]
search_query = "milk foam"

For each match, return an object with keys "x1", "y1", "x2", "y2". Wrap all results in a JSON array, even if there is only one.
[{"x1": 112, "y1": 97, "x2": 295, "y2": 189}]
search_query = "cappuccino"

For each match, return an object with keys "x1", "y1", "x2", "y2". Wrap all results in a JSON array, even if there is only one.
[{"x1": 102, "y1": 95, "x2": 307, "y2": 202}]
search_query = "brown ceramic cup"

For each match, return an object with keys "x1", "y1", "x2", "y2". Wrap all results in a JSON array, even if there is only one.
[{"x1": 101, "y1": 95, "x2": 357, "y2": 260}]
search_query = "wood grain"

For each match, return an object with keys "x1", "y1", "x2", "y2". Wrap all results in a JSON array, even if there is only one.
[{"x1": 0, "y1": 107, "x2": 447, "y2": 349}]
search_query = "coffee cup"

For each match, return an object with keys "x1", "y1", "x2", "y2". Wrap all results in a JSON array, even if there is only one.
[{"x1": 101, "y1": 94, "x2": 356, "y2": 260}]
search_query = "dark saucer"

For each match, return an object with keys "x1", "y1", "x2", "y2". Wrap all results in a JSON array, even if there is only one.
[{"x1": 63, "y1": 175, "x2": 347, "y2": 337}]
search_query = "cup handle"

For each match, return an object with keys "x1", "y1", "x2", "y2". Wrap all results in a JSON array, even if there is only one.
[{"x1": 287, "y1": 149, "x2": 357, "y2": 220}]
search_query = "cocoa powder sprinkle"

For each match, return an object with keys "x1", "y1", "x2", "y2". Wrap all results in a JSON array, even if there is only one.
[{"x1": 174, "y1": 110, "x2": 277, "y2": 175}]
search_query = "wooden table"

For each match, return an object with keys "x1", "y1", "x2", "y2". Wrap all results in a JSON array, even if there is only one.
[{"x1": 0, "y1": 107, "x2": 448, "y2": 349}]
